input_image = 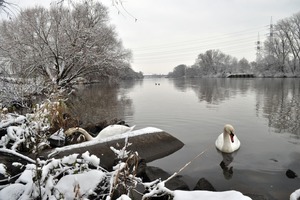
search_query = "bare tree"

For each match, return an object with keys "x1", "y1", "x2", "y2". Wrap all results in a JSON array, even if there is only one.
[
  {"x1": 278, "y1": 19, "x2": 299, "y2": 74},
  {"x1": 263, "y1": 12, "x2": 300, "y2": 75},
  {"x1": 0, "y1": 0, "x2": 132, "y2": 88},
  {"x1": 194, "y1": 49, "x2": 235, "y2": 76},
  {"x1": 238, "y1": 58, "x2": 251, "y2": 73},
  {"x1": 0, "y1": 0, "x2": 16, "y2": 16},
  {"x1": 288, "y1": 12, "x2": 300, "y2": 74},
  {"x1": 257, "y1": 12, "x2": 300, "y2": 76},
  {"x1": 264, "y1": 25, "x2": 290, "y2": 74},
  {"x1": 169, "y1": 64, "x2": 187, "y2": 78}
]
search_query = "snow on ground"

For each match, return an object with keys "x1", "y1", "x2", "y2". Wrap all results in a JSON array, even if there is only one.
[
  {"x1": 0, "y1": 164, "x2": 6, "y2": 176},
  {"x1": 0, "y1": 183, "x2": 26, "y2": 200},
  {"x1": 55, "y1": 170, "x2": 106, "y2": 200},
  {"x1": 173, "y1": 190, "x2": 252, "y2": 200},
  {"x1": 0, "y1": 151, "x2": 108, "y2": 200}
]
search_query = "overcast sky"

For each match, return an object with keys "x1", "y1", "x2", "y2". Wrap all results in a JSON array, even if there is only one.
[{"x1": 7, "y1": 0, "x2": 300, "y2": 74}]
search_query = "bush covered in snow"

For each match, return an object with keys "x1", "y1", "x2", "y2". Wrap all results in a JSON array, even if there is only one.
[
  {"x1": 0, "y1": 102, "x2": 167, "y2": 199},
  {"x1": 0, "y1": 99, "x2": 69, "y2": 154}
]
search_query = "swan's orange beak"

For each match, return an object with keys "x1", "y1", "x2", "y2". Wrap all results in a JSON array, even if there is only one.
[{"x1": 230, "y1": 132, "x2": 234, "y2": 143}]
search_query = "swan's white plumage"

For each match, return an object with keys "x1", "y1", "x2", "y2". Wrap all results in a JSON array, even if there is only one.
[
  {"x1": 64, "y1": 125, "x2": 135, "y2": 142},
  {"x1": 290, "y1": 189, "x2": 300, "y2": 200},
  {"x1": 215, "y1": 124, "x2": 240, "y2": 153},
  {"x1": 97, "y1": 125, "x2": 135, "y2": 139}
]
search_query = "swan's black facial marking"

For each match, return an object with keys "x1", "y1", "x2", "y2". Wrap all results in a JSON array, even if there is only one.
[{"x1": 230, "y1": 132, "x2": 235, "y2": 143}]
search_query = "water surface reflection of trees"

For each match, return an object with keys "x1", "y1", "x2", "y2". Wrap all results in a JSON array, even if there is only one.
[
  {"x1": 254, "y1": 78, "x2": 300, "y2": 138},
  {"x1": 67, "y1": 83, "x2": 134, "y2": 126},
  {"x1": 172, "y1": 78, "x2": 300, "y2": 137},
  {"x1": 173, "y1": 78, "x2": 252, "y2": 104}
]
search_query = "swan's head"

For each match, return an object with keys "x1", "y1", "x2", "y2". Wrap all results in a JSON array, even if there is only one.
[{"x1": 224, "y1": 124, "x2": 235, "y2": 143}]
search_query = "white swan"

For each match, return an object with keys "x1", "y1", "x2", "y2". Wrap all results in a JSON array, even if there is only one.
[
  {"x1": 99, "y1": 124, "x2": 135, "y2": 138},
  {"x1": 290, "y1": 189, "x2": 300, "y2": 200},
  {"x1": 64, "y1": 125, "x2": 135, "y2": 141},
  {"x1": 215, "y1": 124, "x2": 240, "y2": 153}
]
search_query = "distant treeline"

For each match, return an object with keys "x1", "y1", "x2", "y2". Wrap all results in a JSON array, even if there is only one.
[{"x1": 168, "y1": 11, "x2": 300, "y2": 78}]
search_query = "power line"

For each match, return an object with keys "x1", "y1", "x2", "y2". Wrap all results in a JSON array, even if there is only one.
[
  {"x1": 132, "y1": 25, "x2": 268, "y2": 51},
  {"x1": 129, "y1": 25, "x2": 268, "y2": 63},
  {"x1": 134, "y1": 36, "x2": 257, "y2": 57}
]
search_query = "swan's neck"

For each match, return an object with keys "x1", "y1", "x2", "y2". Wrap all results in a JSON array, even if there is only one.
[
  {"x1": 65, "y1": 127, "x2": 94, "y2": 141},
  {"x1": 223, "y1": 132, "x2": 232, "y2": 148}
]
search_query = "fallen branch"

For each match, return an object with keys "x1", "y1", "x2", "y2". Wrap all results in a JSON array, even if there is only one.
[
  {"x1": 141, "y1": 146, "x2": 212, "y2": 200},
  {"x1": 0, "y1": 148, "x2": 36, "y2": 163},
  {"x1": 165, "y1": 146, "x2": 211, "y2": 183}
]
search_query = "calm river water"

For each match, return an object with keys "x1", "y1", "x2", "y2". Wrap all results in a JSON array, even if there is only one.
[{"x1": 70, "y1": 78, "x2": 300, "y2": 200}]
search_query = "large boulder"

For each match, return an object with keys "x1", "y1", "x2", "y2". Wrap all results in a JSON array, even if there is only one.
[
  {"x1": 36, "y1": 127, "x2": 184, "y2": 170},
  {"x1": 193, "y1": 177, "x2": 216, "y2": 191}
]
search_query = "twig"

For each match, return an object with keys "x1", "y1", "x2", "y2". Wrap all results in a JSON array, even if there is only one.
[
  {"x1": 0, "y1": 148, "x2": 35, "y2": 163},
  {"x1": 164, "y1": 146, "x2": 212, "y2": 183}
]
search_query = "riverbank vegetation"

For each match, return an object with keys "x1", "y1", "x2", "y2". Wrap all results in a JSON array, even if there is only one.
[
  {"x1": 168, "y1": 11, "x2": 300, "y2": 78},
  {"x1": 0, "y1": 100, "x2": 163, "y2": 199},
  {"x1": 0, "y1": 1, "x2": 143, "y2": 86},
  {"x1": 0, "y1": 0, "x2": 142, "y2": 110}
]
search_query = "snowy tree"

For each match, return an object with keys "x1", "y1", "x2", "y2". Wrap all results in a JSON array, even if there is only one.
[
  {"x1": 238, "y1": 58, "x2": 251, "y2": 73},
  {"x1": 168, "y1": 64, "x2": 187, "y2": 78},
  {"x1": 260, "y1": 11, "x2": 300, "y2": 76},
  {"x1": 279, "y1": 13, "x2": 300, "y2": 75},
  {"x1": 185, "y1": 65, "x2": 200, "y2": 78},
  {"x1": 0, "y1": 0, "x2": 132, "y2": 87},
  {"x1": 194, "y1": 49, "x2": 236, "y2": 76}
]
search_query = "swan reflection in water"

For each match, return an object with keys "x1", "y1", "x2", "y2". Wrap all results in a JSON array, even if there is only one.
[
  {"x1": 215, "y1": 124, "x2": 241, "y2": 180},
  {"x1": 219, "y1": 152, "x2": 237, "y2": 180}
]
